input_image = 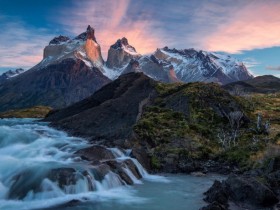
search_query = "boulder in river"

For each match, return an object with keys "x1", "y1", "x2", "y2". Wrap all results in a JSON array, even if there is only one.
[{"x1": 202, "y1": 174, "x2": 279, "y2": 209}]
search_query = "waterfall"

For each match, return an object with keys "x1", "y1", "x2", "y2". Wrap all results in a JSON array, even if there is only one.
[{"x1": 0, "y1": 118, "x2": 168, "y2": 210}]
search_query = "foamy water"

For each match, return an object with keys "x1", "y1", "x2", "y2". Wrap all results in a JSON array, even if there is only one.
[{"x1": 0, "y1": 118, "x2": 221, "y2": 210}]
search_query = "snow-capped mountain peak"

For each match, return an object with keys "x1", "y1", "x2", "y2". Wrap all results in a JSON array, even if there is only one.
[
  {"x1": 40, "y1": 25, "x2": 104, "y2": 70},
  {"x1": 111, "y1": 37, "x2": 139, "y2": 56},
  {"x1": 134, "y1": 47, "x2": 253, "y2": 84},
  {"x1": 106, "y1": 37, "x2": 141, "y2": 69},
  {"x1": 18, "y1": 25, "x2": 253, "y2": 85}
]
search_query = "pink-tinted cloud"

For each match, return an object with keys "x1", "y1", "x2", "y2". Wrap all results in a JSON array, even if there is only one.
[
  {"x1": 203, "y1": 2, "x2": 280, "y2": 53},
  {"x1": 60, "y1": 0, "x2": 162, "y2": 57},
  {"x1": 266, "y1": 66, "x2": 280, "y2": 71}
]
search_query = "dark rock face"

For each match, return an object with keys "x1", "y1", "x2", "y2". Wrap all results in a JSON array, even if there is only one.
[
  {"x1": 203, "y1": 180, "x2": 229, "y2": 209},
  {"x1": 168, "y1": 65, "x2": 180, "y2": 83},
  {"x1": 0, "y1": 58, "x2": 110, "y2": 112},
  {"x1": 47, "y1": 168, "x2": 77, "y2": 188},
  {"x1": 138, "y1": 55, "x2": 170, "y2": 82},
  {"x1": 49, "y1": 35, "x2": 70, "y2": 45},
  {"x1": 226, "y1": 175, "x2": 278, "y2": 207},
  {"x1": 106, "y1": 37, "x2": 140, "y2": 69},
  {"x1": 202, "y1": 175, "x2": 279, "y2": 209},
  {"x1": 121, "y1": 59, "x2": 141, "y2": 75},
  {"x1": 45, "y1": 72, "x2": 157, "y2": 143}
]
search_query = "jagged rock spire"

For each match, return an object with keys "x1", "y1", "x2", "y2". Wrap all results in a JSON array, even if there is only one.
[
  {"x1": 86, "y1": 25, "x2": 96, "y2": 41},
  {"x1": 74, "y1": 25, "x2": 97, "y2": 42}
]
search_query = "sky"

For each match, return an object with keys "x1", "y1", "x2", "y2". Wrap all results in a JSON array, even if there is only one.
[{"x1": 0, "y1": 0, "x2": 280, "y2": 77}]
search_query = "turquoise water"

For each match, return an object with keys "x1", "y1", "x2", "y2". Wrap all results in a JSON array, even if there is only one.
[
  {"x1": 0, "y1": 118, "x2": 222, "y2": 210},
  {"x1": 58, "y1": 174, "x2": 223, "y2": 210}
]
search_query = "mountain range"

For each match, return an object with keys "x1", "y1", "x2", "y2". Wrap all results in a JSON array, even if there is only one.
[
  {"x1": 0, "y1": 68, "x2": 25, "y2": 84},
  {"x1": 0, "y1": 25, "x2": 253, "y2": 112}
]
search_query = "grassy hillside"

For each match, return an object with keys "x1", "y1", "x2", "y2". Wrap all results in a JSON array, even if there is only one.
[
  {"x1": 133, "y1": 82, "x2": 280, "y2": 172},
  {"x1": 0, "y1": 106, "x2": 52, "y2": 118}
]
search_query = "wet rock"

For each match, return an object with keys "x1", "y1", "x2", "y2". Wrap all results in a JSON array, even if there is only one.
[
  {"x1": 123, "y1": 159, "x2": 142, "y2": 179},
  {"x1": 105, "y1": 159, "x2": 142, "y2": 185},
  {"x1": 47, "y1": 168, "x2": 77, "y2": 188},
  {"x1": 191, "y1": 171, "x2": 206, "y2": 177},
  {"x1": 225, "y1": 175, "x2": 279, "y2": 207},
  {"x1": 204, "y1": 180, "x2": 229, "y2": 208},
  {"x1": 203, "y1": 174, "x2": 279, "y2": 209},
  {"x1": 8, "y1": 168, "x2": 47, "y2": 199},
  {"x1": 75, "y1": 145, "x2": 115, "y2": 164},
  {"x1": 131, "y1": 148, "x2": 151, "y2": 171},
  {"x1": 105, "y1": 160, "x2": 133, "y2": 185},
  {"x1": 200, "y1": 201, "x2": 227, "y2": 210},
  {"x1": 91, "y1": 164, "x2": 111, "y2": 181}
]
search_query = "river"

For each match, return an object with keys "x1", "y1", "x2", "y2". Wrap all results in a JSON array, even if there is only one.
[{"x1": 0, "y1": 118, "x2": 222, "y2": 210}]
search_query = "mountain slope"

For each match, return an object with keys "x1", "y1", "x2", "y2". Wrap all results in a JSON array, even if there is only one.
[
  {"x1": 223, "y1": 75, "x2": 280, "y2": 94},
  {"x1": 0, "y1": 25, "x2": 112, "y2": 112},
  {"x1": 45, "y1": 72, "x2": 156, "y2": 142},
  {"x1": 0, "y1": 68, "x2": 25, "y2": 84},
  {"x1": 0, "y1": 58, "x2": 110, "y2": 112}
]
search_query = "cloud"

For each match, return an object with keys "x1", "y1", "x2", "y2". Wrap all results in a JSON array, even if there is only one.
[
  {"x1": 60, "y1": 0, "x2": 280, "y2": 57},
  {"x1": 242, "y1": 58, "x2": 260, "y2": 68},
  {"x1": 2, "y1": 0, "x2": 280, "y2": 69},
  {"x1": 59, "y1": 0, "x2": 164, "y2": 57},
  {"x1": 266, "y1": 66, "x2": 280, "y2": 71},
  {"x1": 203, "y1": 1, "x2": 280, "y2": 53},
  {"x1": 0, "y1": 16, "x2": 54, "y2": 68}
]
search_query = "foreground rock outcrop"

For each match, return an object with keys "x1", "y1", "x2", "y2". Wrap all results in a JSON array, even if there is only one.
[
  {"x1": 202, "y1": 156, "x2": 280, "y2": 209},
  {"x1": 202, "y1": 174, "x2": 279, "y2": 209}
]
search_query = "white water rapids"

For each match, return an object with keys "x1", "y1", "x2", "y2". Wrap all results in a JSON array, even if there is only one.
[{"x1": 0, "y1": 118, "x2": 222, "y2": 210}]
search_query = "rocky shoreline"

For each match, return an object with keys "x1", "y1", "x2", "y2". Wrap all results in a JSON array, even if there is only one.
[{"x1": 200, "y1": 157, "x2": 280, "y2": 210}]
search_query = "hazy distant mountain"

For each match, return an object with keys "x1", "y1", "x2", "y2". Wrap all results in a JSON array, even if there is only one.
[
  {"x1": 223, "y1": 75, "x2": 280, "y2": 94},
  {"x1": 0, "y1": 68, "x2": 25, "y2": 83}
]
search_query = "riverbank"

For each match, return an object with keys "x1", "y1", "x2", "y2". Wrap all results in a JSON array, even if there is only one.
[{"x1": 0, "y1": 118, "x2": 224, "y2": 210}]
